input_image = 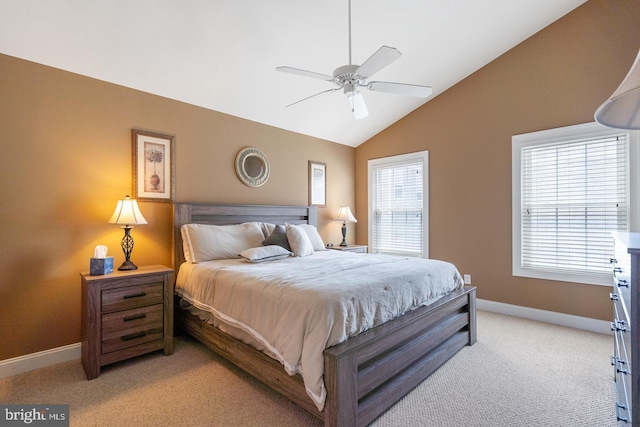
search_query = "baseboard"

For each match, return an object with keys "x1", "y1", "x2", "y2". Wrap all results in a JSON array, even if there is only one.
[
  {"x1": 477, "y1": 299, "x2": 611, "y2": 335},
  {"x1": 0, "y1": 300, "x2": 611, "y2": 379},
  {"x1": 0, "y1": 343, "x2": 81, "y2": 379}
]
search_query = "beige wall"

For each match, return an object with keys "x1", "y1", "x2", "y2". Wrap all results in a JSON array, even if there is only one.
[
  {"x1": 355, "y1": 0, "x2": 640, "y2": 321},
  {"x1": 1, "y1": 0, "x2": 638, "y2": 362},
  {"x1": 0, "y1": 54, "x2": 354, "y2": 360}
]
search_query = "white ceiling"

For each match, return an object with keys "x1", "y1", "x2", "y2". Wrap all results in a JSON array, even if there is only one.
[{"x1": 0, "y1": 0, "x2": 586, "y2": 147}]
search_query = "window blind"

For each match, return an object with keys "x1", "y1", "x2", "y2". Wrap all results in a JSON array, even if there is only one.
[
  {"x1": 371, "y1": 158, "x2": 424, "y2": 257},
  {"x1": 520, "y1": 133, "x2": 628, "y2": 277}
]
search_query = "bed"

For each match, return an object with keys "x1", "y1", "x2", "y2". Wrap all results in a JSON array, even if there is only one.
[{"x1": 172, "y1": 203, "x2": 476, "y2": 426}]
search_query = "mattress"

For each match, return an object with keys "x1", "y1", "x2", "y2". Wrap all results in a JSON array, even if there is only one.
[{"x1": 175, "y1": 250, "x2": 464, "y2": 410}]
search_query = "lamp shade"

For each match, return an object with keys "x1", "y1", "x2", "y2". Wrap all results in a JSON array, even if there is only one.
[
  {"x1": 595, "y1": 48, "x2": 640, "y2": 129},
  {"x1": 108, "y1": 195, "x2": 148, "y2": 226},
  {"x1": 345, "y1": 84, "x2": 368, "y2": 120},
  {"x1": 335, "y1": 206, "x2": 357, "y2": 223}
]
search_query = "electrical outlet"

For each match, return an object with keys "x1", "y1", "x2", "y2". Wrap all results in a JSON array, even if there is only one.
[{"x1": 463, "y1": 274, "x2": 471, "y2": 285}]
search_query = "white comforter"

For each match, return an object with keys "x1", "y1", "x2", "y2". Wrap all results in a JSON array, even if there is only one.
[{"x1": 175, "y1": 250, "x2": 463, "y2": 411}]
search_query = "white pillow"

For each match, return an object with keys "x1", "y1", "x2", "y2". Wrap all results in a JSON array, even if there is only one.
[
  {"x1": 299, "y1": 224, "x2": 327, "y2": 251},
  {"x1": 239, "y1": 246, "x2": 292, "y2": 263},
  {"x1": 181, "y1": 222, "x2": 265, "y2": 263},
  {"x1": 285, "y1": 223, "x2": 314, "y2": 257},
  {"x1": 181, "y1": 227, "x2": 195, "y2": 263},
  {"x1": 260, "y1": 222, "x2": 276, "y2": 238}
]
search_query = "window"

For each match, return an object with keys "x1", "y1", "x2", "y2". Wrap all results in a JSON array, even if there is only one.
[
  {"x1": 368, "y1": 151, "x2": 428, "y2": 258},
  {"x1": 512, "y1": 122, "x2": 631, "y2": 286}
]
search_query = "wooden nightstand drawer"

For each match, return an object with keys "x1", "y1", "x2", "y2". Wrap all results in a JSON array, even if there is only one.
[
  {"x1": 101, "y1": 282, "x2": 164, "y2": 312},
  {"x1": 102, "y1": 304, "x2": 164, "y2": 335},
  {"x1": 102, "y1": 322, "x2": 164, "y2": 354}
]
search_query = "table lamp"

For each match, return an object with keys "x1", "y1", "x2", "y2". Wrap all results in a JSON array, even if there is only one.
[
  {"x1": 335, "y1": 206, "x2": 357, "y2": 246},
  {"x1": 108, "y1": 195, "x2": 148, "y2": 270}
]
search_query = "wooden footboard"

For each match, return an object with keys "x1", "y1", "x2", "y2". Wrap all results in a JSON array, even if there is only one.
[
  {"x1": 175, "y1": 286, "x2": 476, "y2": 427},
  {"x1": 324, "y1": 286, "x2": 476, "y2": 426}
]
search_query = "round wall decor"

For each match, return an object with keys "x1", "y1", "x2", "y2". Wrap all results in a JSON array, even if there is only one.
[{"x1": 235, "y1": 147, "x2": 270, "y2": 187}]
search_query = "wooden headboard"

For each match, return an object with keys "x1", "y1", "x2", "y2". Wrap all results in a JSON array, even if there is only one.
[{"x1": 172, "y1": 203, "x2": 318, "y2": 270}]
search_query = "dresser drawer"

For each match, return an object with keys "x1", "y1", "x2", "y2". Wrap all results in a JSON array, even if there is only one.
[
  {"x1": 101, "y1": 322, "x2": 164, "y2": 354},
  {"x1": 614, "y1": 242, "x2": 632, "y2": 319},
  {"x1": 615, "y1": 275, "x2": 632, "y2": 321},
  {"x1": 101, "y1": 282, "x2": 164, "y2": 313},
  {"x1": 102, "y1": 304, "x2": 164, "y2": 335},
  {"x1": 615, "y1": 360, "x2": 632, "y2": 425}
]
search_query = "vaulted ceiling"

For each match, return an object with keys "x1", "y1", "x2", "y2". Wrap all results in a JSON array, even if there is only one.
[{"x1": 0, "y1": 0, "x2": 586, "y2": 146}]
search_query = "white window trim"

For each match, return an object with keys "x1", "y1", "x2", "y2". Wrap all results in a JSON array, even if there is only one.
[
  {"x1": 512, "y1": 121, "x2": 639, "y2": 286},
  {"x1": 368, "y1": 151, "x2": 429, "y2": 258}
]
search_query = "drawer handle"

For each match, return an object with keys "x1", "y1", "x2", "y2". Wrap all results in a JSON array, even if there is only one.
[
  {"x1": 618, "y1": 279, "x2": 629, "y2": 288},
  {"x1": 611, "y1": 355, "x2": 624, "y2": 366},
  {"x1": 123, "y1": 313, "x2": 146, "y2": 322},
  {"x1": 616, "y1": 403, "x2": 629, "y2": 423},
  {"x1": 617, "y1": 363, "x2": 630, "y2": 375},
  {"x1": 611, "y1": 320, "x2": 628, "y2": 333},
  {"x1": 613, "y1": 267, "x2": 623, "y2": 273},
  {"x1": 610, "y1": 258, "x2": 618, "y2": 264},
  {"x1": 610, "y1": 293, "x2": 619, "y2": 301},
  {"x1": 123, "y1": 292, "x2": 146, "y2": 300},
  {"x1": 121, "y1": 331, "x2": 147, "y2": 341},
  {"x1": 612, "y1": 356, "x2": 630, "y2": 374}
]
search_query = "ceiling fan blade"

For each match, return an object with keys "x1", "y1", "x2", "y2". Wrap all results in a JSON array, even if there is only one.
[
  {"x1": 367, "y1": 81, "x2": 433, "y2": 98},
  {"x1": 285, "y1": 87, "x2": 340, "y2": 108},
  {"x1": 355, "y1": 46, "x2": 402, "y2": 79},
  {"x1": 276, "y1": 66, "x2": 334, "y2": 82},
  {"x1": 346, "y1": 91, "x2": 368, "y2": 119}
]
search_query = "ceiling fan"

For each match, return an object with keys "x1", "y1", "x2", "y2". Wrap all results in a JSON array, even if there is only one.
[{"x1": 276, "y1": 0, "x2": 432, "y2": 119}]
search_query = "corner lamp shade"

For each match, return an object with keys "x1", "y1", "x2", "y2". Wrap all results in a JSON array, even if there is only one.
[
  {"x1": 595, "y1": 48, "x2": 640, "y2": 129},
  {"x1": 335, "y1": 206, "x2": 357, "y2": 247},
  {"x1": 108, "y1": 195, "x2": 147, "y2": 271}
]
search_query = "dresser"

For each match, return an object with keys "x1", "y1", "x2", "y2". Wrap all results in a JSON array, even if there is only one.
[
  {"x1": 81, "y1": 265, "x2": 174, "y2": 379},
  {"x1": 611, "y1": 233, "x2": 640, "y2": 425}
]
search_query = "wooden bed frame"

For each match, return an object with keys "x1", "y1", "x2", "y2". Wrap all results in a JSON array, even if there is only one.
[{"x1": 172, "y1": 203, "x2": 477, "y2": 426}]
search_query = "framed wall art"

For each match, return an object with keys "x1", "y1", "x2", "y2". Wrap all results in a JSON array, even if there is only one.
[
  {"x1": 132, "y1": 129, "x2": 175, "y2": 202},
  {"x1": 309, "y1": 160, "x2": 326, "y2": 207}
]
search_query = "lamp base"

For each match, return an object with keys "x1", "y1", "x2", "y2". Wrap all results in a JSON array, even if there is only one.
[
  {"x1": 340, "y1": 222, "x2": 348, "y2": 246},
  {"x1": 117, "y1": 260, "x2": 138, "y2": 271}
]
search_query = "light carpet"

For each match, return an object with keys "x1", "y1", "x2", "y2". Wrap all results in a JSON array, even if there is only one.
[{"x1": 0, "y1": 311, "x2": 617, "y2": 426}]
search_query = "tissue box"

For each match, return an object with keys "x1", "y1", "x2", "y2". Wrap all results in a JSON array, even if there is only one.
[{"x1": 90, "y1": 257, "x2": 114, "y2": 275}]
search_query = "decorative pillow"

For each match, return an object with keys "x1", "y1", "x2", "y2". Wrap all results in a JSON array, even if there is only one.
[
  {"x1": 262, "y1": 224, "x2": 291, "y2": 251},
  {"x1": 181, "y1": 222, "x2": 265, "y2": 263},
  {"x1": 285, "y1": 223, "x2": 314, "y2": 257},
  {"x1": 239, "y1": 246, "x2": 292, "y2": 263},
  {"x1": 299, "y1": 224, "x2": 327, "y2": 251}
]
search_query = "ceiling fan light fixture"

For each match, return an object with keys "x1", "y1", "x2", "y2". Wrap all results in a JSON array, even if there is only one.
[{"x1": 346, "y1": 86, "x2": 368, "y2": 119}]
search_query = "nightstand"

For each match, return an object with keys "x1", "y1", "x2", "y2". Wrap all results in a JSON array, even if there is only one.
[
  {"x1": 329, "y1": 245, "x2": 368, "y2": 253},
  {"x1": 81, "y1": 265, "x2": 174, "y2": 380}
]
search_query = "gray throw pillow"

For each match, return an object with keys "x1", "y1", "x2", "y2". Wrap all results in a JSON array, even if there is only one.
[{"x1": 262, "y1": 224, "x2": 291, "y2": 251}]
